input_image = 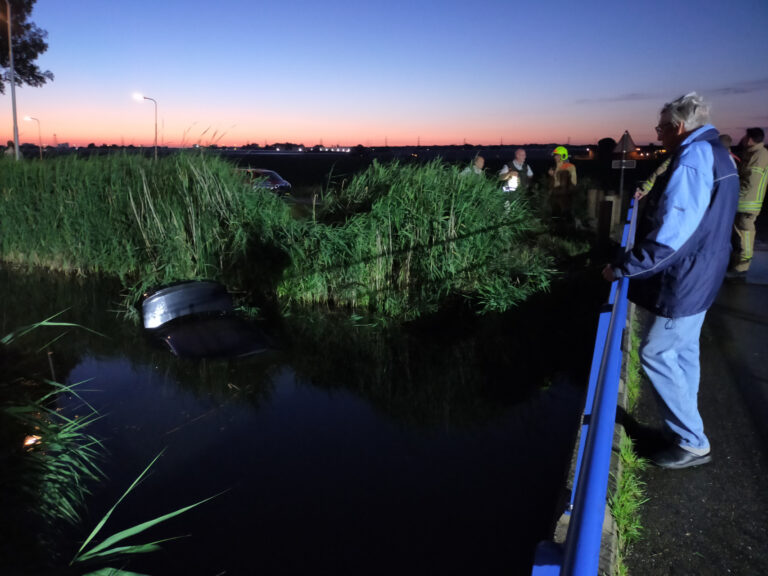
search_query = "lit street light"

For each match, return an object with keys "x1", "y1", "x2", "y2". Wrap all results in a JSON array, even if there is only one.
[
  {"x1": 24, "y1": 116, "x2": 42, "y2": 159},
  {"x1": 133, "y1": 92, "x2": 158, "y2": 160}
]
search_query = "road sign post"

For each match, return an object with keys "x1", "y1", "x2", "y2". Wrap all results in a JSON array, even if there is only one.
[{"x1": 613, "y1": 131, "x2": 636, "y2": 199}]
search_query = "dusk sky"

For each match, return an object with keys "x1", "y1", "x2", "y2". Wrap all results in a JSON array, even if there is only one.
[{"x1": 2, "y1": 0, "x2": 768, "y2": 148}]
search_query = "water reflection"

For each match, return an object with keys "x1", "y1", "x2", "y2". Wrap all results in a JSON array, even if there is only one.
[
  {"x1": 150, "y1": 315, "x2": 270, "y2": 358},
  {"x1": 0, "y1": 264, "x2": 593, "y2": 575}
]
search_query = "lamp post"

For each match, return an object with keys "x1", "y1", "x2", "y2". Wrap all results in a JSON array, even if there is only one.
[
  {"x1": 24, "y1": 116, "x2": 42, "y2": 159},
  {"x1": 6, "y1": 1, "x2": 19, "y2": 160},
  {"x1": 133, "y1": 92, "x2": 158, "y2": 160}
]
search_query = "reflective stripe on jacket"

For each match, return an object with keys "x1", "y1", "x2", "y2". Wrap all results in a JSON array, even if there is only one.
[{"x1": 737, "y1": 143, "x2": 768, "y2": 213}]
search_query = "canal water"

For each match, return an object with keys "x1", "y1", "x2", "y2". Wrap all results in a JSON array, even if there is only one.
[{"x1": 0, "y1": 263, "x2": 603, "y2": 575}]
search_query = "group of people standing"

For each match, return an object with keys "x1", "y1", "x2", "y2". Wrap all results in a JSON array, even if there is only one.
[
  {"x1": 459, "y1": 93, "x2": 765, "y2": 472},
  {"x1": 466, "y1": 145, "x2": 579, "y2": 219},
  {"x1": 495, "y1": 145, "x2": 577, "y2": 202}
]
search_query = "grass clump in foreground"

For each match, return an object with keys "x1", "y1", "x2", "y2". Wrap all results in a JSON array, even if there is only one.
[
  {"x1": 1, "y1": 314, "x2": 107, "y2": 528},
  {"x1": 1, "y1": 318, "x2": 222, "y2": 575}
]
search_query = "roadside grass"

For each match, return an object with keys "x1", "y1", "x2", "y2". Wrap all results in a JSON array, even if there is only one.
[{"x1": 610, "y1": 314, "x2": 648, "y2": 576}]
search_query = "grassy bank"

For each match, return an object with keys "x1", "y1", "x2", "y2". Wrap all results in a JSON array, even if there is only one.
[
  {"x1": 0, "y1": 153, "x2": 291, "y2": 288},
  {"x1": 1, "y1": 154, "x2": 563, "y2": 320},
  {"x1": 610, "y1": 315, "x2": 648, "y2": 576}
]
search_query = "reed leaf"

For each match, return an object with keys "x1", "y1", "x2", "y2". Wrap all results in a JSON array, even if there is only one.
[{"x1": 72, "y1": 449, "x2": 225, "y2": 565}]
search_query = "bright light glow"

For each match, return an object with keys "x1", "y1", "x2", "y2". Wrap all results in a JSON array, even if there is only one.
[
  {"x1": 23, "y1": 435, "x2": 41, "y2": 447},
  {"x1": 132, "y1": 92, "x2": 145, "y2": 102}
]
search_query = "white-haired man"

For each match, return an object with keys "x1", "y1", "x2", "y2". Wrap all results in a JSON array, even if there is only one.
[{"x1": 602, "y1": 93, "x2": 739, "y2": 469}]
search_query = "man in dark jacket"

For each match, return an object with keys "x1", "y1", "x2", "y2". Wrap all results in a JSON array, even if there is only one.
[{"x1": 602, "y1": 92, "x2": 739, "y2": 469}]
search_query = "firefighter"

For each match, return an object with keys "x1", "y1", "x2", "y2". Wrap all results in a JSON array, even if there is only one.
[
  {"x1": 727, "y1": 127, "x2": 768, "y2": 278},
  {"x1": 548, "y1": 145, "x2": 577, "y2": 216}
]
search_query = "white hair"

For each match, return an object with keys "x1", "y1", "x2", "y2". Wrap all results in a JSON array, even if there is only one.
[{"x1": 661, "y1": 92, "x2": 711, "y2": 131}]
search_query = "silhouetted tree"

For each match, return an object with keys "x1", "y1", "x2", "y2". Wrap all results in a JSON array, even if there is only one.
[{"x1": 0, "y1": 0, "x2": 53, "y2": 94}]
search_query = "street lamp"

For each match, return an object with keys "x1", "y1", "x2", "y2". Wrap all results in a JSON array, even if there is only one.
[
  {"x1": 6, "y1": 1, "x2": 20, "y2": 160},
  {"x1": 133, "y1": 92, "x2": 157, "y2": 160},
  {"x1": 24, "y1": 116, "x2": 42, "y2": 159}
]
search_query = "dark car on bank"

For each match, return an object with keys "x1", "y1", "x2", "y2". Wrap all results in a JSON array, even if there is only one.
[{"x1": 240, "y1": 168, "x2": 292, "y2": 195}]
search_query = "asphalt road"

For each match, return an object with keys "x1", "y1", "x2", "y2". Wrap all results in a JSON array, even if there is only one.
[{"x1": 625, "y1": 225, "x2": 768, "y2": 575}]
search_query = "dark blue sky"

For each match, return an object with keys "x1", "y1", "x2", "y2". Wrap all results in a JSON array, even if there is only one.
[{"x1": 4, "y1": 0, "x2": 768, "y2": 147}]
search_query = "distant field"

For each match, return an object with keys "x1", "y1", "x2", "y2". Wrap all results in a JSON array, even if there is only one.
[{"x1": 218, "y1": 148, "x2": 660, "y2": 196}]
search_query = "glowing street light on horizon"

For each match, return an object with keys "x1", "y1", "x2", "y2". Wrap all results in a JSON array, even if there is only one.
[
  {"x1": 24, "y1": 116, "x2": 43, "y2": 159},
  {"x1": 133, "y1": 92, "x2": 158, "y2": 160}
]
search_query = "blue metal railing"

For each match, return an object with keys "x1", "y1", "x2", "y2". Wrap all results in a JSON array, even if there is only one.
[{"x1": 531, "y1": 199, "x2": 638, "y2": 576}]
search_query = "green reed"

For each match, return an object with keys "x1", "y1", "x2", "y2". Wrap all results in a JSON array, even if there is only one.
[
  {"x1": 2, "y1": 380, "x2": 105, "y2": 527},
  {"x1": 0, "y1": 153, "x2": 293, "y2": 304},
  {"x1": 1, "y1": 318, "x2": 222, "y2": 575},
  {"x1": 1, "y1": 154, "x2": 556, "y2": 320},
  {"x1": 278, "y1": 159, "x2": 555, "y2": 318},
  {"x1": 70, "y1": 449, "x2": 224, "y2": 573},
  {"x1": 1, "y1": 317, "x2": 106, "y2": 529}
]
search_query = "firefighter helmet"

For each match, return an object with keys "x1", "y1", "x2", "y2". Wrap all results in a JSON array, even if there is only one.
[{"x1": 552, "y1": 146, "x2": 569, "y2": 160}]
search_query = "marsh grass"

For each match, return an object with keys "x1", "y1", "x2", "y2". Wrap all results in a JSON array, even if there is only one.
[
  {"x1": 2, "y1": 318, "x2": 223, "y2": 575},
  {"x1": 0, "y1": 153, "x2": 294, "y2": 308},
  {"x1": 1, "y1": 154, "x2": 561, "y2": 319},
  {"x1": 2, "y1": 380, "x2": 105, "y2": 526},
  {"x1": 1, "y1": 316, "x2": 107, "y2": 531},
  {"x1": 279, "y1": 159, "x2": 555, "y2": 318}
]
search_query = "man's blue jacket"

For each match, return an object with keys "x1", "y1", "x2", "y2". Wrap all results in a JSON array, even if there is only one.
[{"x1": 613, "y1": 124, "x2": 739, "y2": 318}]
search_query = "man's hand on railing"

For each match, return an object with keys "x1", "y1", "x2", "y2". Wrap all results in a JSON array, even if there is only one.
[{"x1": 602, "y1": 264, "x2": 617, "y2": 283}]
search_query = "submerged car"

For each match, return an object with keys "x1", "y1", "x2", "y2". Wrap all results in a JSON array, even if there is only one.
[
  {"x1": 141, "y1": 280, "x2": 269, "y2": 358},
  {"x1": 241, "y1": 168, "x2": 292, "y2": 194}
]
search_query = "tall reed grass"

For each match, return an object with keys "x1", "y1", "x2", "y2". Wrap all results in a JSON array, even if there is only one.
[
  {"x1": 0, "y1": 153, "x2": 293, "y2": 306},
  {"x1": 1, "y1": 154, "x2": 557, "y2": 319},
  {"x1": 279, "y1": 159, "x2": 554, "y2": 317},
  {"x1": 2, "y1": 380, "x2": 105, "y2": 526}
]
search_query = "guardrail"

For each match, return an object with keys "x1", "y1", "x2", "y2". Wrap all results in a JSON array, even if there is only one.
[{"x1": 531, "y1": 199, "x2": 638, "y2": 576}]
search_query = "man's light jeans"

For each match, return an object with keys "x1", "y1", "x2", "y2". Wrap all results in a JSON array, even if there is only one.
[{"x1": 637, "y1": 307, "x2": 710, "y2": 454}]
